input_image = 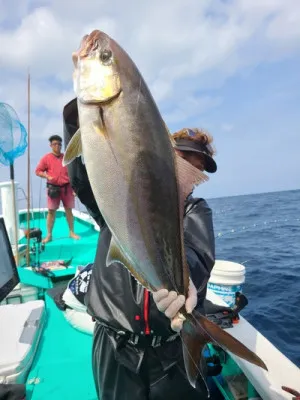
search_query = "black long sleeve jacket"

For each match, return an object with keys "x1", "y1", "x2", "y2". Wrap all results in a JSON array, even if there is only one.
[{"x1": 63, "y1": 98, "x2": 216, "y2": 338}]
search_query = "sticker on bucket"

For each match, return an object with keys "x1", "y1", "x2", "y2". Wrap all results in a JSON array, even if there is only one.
[
  {"x1": 208, "y1": 260, "x2": 245, "y2": 307},
  {"x1": 207, "y1": 283, "x2": 242, "y2": 307}
]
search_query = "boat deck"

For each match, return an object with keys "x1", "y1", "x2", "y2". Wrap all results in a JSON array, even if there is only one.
[
  {"x1": 19, "y1": 209, "x2": 99, "y2": 275},
  {"x1": 26, "y1": 292, "x2": 97, "y2": 399},
  {"x1": 16, "y1": 210, "x2": 99, "y2": 399}
]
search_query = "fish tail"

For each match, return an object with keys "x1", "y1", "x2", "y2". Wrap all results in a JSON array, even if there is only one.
[
  {"x1": 180, "y1": 309, "x2": 268, "y2": 393},
  {"x1": 180, "y1": 317, "x2": 210, "y2": 398}
]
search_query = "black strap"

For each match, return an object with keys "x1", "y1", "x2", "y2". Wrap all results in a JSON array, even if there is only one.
[
  {"x1": 97, "y1": 321, "x2": 179, "y2": 348},
  {"x1": 47, "y1": 182, "x2": 69, "y2": 188}
]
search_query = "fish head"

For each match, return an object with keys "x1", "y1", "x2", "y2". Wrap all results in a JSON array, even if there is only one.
[{"x1": 72, "y1": 30, "x2": 122, "y2": 104}]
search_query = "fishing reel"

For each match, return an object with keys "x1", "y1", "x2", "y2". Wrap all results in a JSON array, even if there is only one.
[
  {"x1": 24, "y1": 228, "x2": 45, "y2": 266},
  {"x1": 205, "y1": 292, "x2": 248, "y2": 329}
]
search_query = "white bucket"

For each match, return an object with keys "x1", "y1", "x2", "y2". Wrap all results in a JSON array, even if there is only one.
[{"x1": 208, "y1": 260, "x2": 245, "y2": 307}]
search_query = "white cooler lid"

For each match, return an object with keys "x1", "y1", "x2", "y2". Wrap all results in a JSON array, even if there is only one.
[{"x1": 0, "y1": 300, "x2": 45, "y2": 378}]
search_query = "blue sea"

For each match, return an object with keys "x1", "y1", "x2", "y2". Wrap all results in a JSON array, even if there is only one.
[{"x1": 207, "y1": 189, "x2": 300, "y2": 367}]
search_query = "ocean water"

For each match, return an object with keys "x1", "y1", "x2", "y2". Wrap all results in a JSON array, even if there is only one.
[{"x1": 207, "y1": 189, "x2": 300, "y2": 367}]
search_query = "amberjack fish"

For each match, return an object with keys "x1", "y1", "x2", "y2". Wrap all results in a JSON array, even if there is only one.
[{"x1": 63, "y1": 30, "x2": 267, "y2": 396}]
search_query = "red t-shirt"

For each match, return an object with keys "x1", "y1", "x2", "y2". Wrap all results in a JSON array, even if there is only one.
[{"x1": 35, "y1": 153, "x2": 70, "y2": 186}]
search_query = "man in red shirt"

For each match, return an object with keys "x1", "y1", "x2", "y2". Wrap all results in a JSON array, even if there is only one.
[{"x1": 35, "y1": 134, "x2": 80, "y2": 243}]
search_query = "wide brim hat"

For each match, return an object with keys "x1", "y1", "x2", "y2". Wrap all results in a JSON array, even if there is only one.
[{"x1": 173, "y1": 138, "x2": 217, "y2": 173}]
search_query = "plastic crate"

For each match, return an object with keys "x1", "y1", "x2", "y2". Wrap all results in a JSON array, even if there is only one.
[{"x1": 0, "y1": 283, "x2": 39, "y2": 305}]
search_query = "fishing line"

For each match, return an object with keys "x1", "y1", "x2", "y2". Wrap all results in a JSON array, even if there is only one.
[
  {"x1": 213, "y1": 206, "x2": 234, "y2": 215},
  {"x1": 30, "y1": 169, "x2": 34, "y2": 219},
  {"x1": 37, "y1": 175, "x2": 43, "y2": 231},
  {"x1": 215, "y1": 217, "x2": 300, "y2": 239}
]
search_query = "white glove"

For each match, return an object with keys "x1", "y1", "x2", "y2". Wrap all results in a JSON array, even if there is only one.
[{"x1": 153, "y1": 278, "x2": 197, "y2": 332}]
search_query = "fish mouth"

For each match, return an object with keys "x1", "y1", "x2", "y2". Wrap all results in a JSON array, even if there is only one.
[
  {"x1": 78, "y1": 30, "x2": 104, "y2": 58},
  {"x1": 79, "y1": 89, "x2": 122, "y2": 106}
]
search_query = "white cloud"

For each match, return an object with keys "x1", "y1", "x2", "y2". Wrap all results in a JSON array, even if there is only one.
[
  {"x1": 0, "y1": 0, "x2": 299, "y2": 128},
  {"x1": 266, "y1": 3, "x2": 300, "y2": 50},
  {"x1": 0, "y1": 0, "x2": 300, "y2": 203},
  {"x1": 0, "y1": 0, "x2": 300, "y2": 202},
  {"x1": 165, "y1": 95, "x2": 223, "y2": 125}
]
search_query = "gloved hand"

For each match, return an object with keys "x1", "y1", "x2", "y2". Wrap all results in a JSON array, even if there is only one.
[{"x1": 153, "y1": 278, "x2": 197, "y2": 332}]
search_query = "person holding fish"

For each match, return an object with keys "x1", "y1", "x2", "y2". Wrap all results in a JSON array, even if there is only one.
[
  {"x1": 62, "y1": 30, "x2": 267, "y2": 400},
  {"x1": 64, "y1": 101, "x2": 217, "y2": 398}
]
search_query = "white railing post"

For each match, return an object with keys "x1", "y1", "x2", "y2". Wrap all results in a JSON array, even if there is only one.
[{"x1": 0, "y1": 181, "x2": 20, "y2": 246}]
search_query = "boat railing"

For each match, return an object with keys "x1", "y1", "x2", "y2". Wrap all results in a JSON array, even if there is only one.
[{"x1": 17, "y1": 186, "x2": 28, "y2": 203}]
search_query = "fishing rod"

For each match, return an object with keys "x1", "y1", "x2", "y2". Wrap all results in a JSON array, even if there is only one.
[
  {"x1": 24, "y1": 72, "x2": 44, "y2": 268},
  {"x1": 26, "y1": 71, "x2": 31, "y2": 265},
  {"x1": 10, "y1": 164, "x2": 19, "y2": 264}
]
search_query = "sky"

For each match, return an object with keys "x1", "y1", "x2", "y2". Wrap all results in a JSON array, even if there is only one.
[{"x1": 0, "y1": 0, "x2": 299, "y2": 211}]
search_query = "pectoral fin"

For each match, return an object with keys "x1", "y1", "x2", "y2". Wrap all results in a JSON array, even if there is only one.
[
  {"x1": 63, "y1": 129, "x2": 82, "y2": 166},
  {"x1": 106, "y1": 236, "x2": 152, "y2": 290}
]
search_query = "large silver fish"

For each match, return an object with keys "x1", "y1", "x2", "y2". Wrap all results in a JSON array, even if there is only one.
[{"x1": 63, "y1": 30, "x2": 267, "y2": 395}]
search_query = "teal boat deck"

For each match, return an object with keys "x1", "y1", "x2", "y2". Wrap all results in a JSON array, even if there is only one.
[
  {"x1": 26, "y1": 293, "x2": 97, "y2": 400},
  {"x1": 19, "y1": 210, "x2": 98, "y2": 273},
  {"x1": 16, "y1": 210, "x2": 99, "y2": 399}
]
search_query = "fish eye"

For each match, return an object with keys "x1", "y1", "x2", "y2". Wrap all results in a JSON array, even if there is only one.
[{"x1": 100, "y1": 49, "x2": 112, "y2": 64}]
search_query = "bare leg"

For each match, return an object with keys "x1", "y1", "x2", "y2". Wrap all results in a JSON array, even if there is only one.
[
  {"x1": 43, "y1": 209, "x2": 56, "y2": 243},
  {"x1": 65, "y1": 207, "x2": 80, "y2": 239}
]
